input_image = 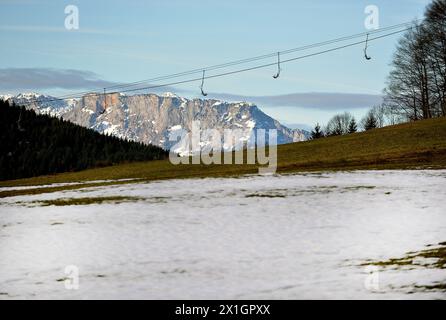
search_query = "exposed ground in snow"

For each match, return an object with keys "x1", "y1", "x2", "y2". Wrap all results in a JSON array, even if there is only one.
[
  {"x1": 0, "y1": 179, "x2": 140, "y2": 193},
  {"x1": 0, "y1": 170, "x2": 445, "y2": 299}
]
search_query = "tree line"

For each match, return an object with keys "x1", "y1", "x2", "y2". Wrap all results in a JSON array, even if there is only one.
[
  {"x1": 0, "y1": 100, "x2": 168, "y2": 181},
  {"x1": 385, "y1": 0, "x2": 445, "y2": 121},
  {"x1": 310, "y1": 108, "x2": 381, "y2": 140},
  {"x1": 311, "y1": 0, "x2": 445, "y2": 140}
]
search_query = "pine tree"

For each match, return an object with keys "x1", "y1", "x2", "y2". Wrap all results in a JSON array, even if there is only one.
[
  {"x1": 0, "y1": 100, "x2": 168, "y2": 181},
  {"x1": 348, "y1": 118, "x2": 358, "y2": 133},
  {"x1": 363, "y1": 114, "x2": 378, "y2": 131},
  {"x1": 311, "y1": 123, "x2": 324, "y2": 139}
]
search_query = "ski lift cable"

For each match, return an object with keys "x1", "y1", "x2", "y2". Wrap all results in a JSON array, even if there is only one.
[
  {"x1": 20, "y1": 20, "x2": 421, "y2": 105},
  {"x1": 101, "y1": 19, "x2": 421, "y2": 91},
  {"x1": 18, "y1": 22, "x2": 421, "y2": 106},
  {"x1": 110, "y1": 27, "x2": 416, "y2": 95},
  {"x1": 32, "y1": 20, "x2": 422, "y2": 102}
]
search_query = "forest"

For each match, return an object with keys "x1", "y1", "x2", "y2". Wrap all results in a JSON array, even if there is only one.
[{"x1": 0, "y1": 99, "x2": 168, "y2": 181}]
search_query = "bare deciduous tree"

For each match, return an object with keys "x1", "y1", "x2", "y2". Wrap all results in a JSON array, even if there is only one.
[
  {"x1": 384, "y1": 0, "x2": 446, "y2": 121},
  {"x1": 325, "y1": 112, "x2": 353, "y2": 136}
]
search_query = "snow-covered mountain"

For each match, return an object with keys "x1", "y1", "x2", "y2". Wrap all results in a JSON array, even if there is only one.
[
  {"x1": 1, "y1": 92, "x2": 310, "y2": 153},
  {"x1": 1, "y1": 92, "x2": 76, "y2": 118}
]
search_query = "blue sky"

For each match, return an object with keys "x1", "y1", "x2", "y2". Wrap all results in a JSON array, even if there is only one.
[{"x1": 0, "y1": 0, "x2": 430, "y2": 127}]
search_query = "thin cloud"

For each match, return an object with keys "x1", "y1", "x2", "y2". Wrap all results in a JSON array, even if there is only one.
[
  {"x1": 0, "y1": 68, "x2": 183, "y2": 94},
  {"x1": 208, "y1": 92, "x2": 383, "y2": 111},
  {"x1": 0, "y1": 68, "x2": 117, "y2": 90},
  {"x1": 0, "y1": 68, "x2": 383, "y2": 110}
]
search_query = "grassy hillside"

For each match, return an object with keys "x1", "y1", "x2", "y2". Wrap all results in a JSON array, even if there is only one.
[{"x1": 1, "y1": 116, "x2": 445, "y2": 198}]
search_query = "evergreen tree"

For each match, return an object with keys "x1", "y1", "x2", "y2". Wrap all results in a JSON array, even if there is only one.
[
  {"x1": 348, "y1": 118, "x2": 358, "y2": 133},
  {"x1": 363, "y1": 113, "x2": 378, "y2": 131},
  {"x1": 311, "y1": 123, "x2": 324, "y2": 139},
  {"x1": 0, "y1": 100, "x2": 168, "y2": 181}
]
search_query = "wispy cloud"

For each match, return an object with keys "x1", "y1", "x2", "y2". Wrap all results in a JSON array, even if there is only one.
[
  {"x1": 0, "y1": 68, "x2": 117, "y2": 90},
  {"x1": 0, "y1": 67, "x2": 383, "y2": 110},
  {"x1": 208, "y1": 92, "x2": 383, "y2": 111},
  {"x1": 0, "y1": 68, "x2": 182, "y2": 94}
]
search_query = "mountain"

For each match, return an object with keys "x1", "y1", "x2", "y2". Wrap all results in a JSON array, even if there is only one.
[
  {"x1": 2, "y1": 92, "x2": 76, "y2": 117},
  {"x1": 1, "y1": 92, "x2": 310, "y2": 154}
]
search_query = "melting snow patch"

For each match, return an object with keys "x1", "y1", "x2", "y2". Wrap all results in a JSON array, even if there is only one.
[
  {"x1": 246, "y1": 120, "x2": 256, "y2": 129},
  {"x1": 162, "y1": 92, "x2": 179, "y2": 98},
  {"x1": 104, "y1": 124, "x2": 120, "y2": 135},
  {"x1": 0, "y1": 171, "x2": 446, "y2": 299},
  {"x1": 82, "y1": 108, "x2": 95, "y2": 115},
  {"x1": 169, "y1": 125, "x2": 182, "y2": 131}
]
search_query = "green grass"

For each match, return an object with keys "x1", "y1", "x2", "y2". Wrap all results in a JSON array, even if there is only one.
[{"x1": 1, "y1": 116, "x2": 446, "y2": 198}]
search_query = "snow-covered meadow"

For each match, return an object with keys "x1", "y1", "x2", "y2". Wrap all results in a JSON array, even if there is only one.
[{"x1": 0, "y1": 170, "x2": 445, "y2": 299}]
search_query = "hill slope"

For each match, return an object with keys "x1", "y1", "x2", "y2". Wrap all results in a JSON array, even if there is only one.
[
  {"x1": 1, "y1": 116, "x2": 445, "y2": 197},
  {"x1": 0, "y1": 100, "x2": 167, "y2": 181}
]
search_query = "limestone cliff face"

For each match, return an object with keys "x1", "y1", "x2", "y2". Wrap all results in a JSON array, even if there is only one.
[{"x1": 3, "y1": 92, "x2": 309, "y2": 153}]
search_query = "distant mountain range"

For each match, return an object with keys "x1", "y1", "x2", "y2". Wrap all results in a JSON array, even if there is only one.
[{"x1": 1, "y1": 92, "x2": 310, "y2": 154}]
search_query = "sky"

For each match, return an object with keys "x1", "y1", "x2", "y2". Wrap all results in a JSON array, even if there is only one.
[{"x1": 0, "y1": 0, "x2": 431, "y2": 128}]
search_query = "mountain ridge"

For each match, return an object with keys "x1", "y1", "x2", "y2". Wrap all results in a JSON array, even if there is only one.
[{"x1": 1, "y1": 92, "x2": 310, "y2": 153}]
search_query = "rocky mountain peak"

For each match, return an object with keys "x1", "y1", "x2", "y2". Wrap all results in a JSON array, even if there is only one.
[{"x1": 2, "y1": 92, "x2": 310, "y2": 153}]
